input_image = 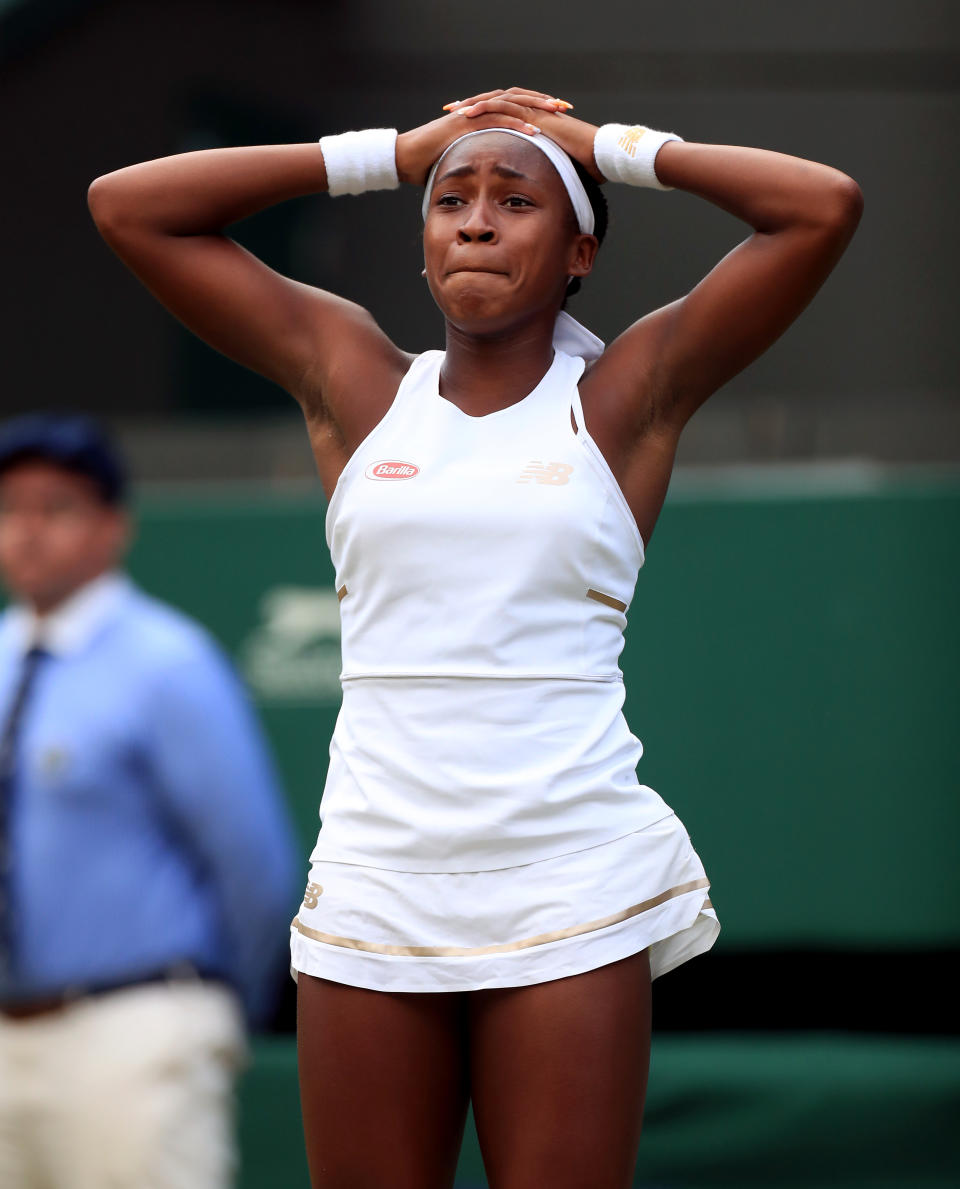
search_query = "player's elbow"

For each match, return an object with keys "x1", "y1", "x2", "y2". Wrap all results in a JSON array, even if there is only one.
[
  {"x1": 87, "y1": 173, "x2": 113, "y2": 223},
  {"x1": 87, "y1": 171, "x2": 140, "y2": 239},
  {"x1": 820, "y1": 172, "x2": 864, "y2": 234}
]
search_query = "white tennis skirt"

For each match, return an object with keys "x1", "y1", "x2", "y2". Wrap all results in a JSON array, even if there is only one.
[{"x1": 289, "y1": 812, "x2": 719, "y2": 993}]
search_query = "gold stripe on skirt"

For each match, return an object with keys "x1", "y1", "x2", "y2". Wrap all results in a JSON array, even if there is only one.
[{"x1": 292, "y1": 877, "x2": 709, "y2": 957}]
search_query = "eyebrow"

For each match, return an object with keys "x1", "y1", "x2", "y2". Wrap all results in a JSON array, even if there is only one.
[{"x1": 435, "y1": 163, "x2": 530, "y2": 184}]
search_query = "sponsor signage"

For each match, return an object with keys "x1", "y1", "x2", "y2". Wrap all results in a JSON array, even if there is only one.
[{"x1": 364, "y1": 460, "x2": 419, "y2": 480}]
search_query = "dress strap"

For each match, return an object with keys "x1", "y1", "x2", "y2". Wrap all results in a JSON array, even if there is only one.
[
  {"x1": 558, "y1": 349, "x2": 645, "y2": 559},
  {"x1": 562, "y1": 351, "x2": 588, "y2": 435}
]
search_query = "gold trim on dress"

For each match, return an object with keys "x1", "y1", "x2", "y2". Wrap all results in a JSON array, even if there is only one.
[
  {"x1": 291, "y1": 877, "x2": 710, "y2": 957},
  {"x1": 586, "y1": 588, "x2": 627, "y2": 613},
  {"x1": 336, "y1": 585, "x2": 347, "y2": 601}
]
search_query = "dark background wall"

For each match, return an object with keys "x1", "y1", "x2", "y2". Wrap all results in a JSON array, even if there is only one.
[{"x1": 1, "y1": 0, "x2": 958, "y2": 473}]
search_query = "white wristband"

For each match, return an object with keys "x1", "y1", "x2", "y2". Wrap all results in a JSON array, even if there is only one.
[
  {"x1": 593, "y1": 124, "x2": 684, "y2": 191},
  {"x1": 318, "y1": 128, "x2": 399, "y2": 197}
]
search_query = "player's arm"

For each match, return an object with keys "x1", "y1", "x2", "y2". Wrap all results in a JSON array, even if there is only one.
[
  {"x1": 448, "y1": 92, "x2": 861, "y2": 434},
  {"x1": 87, "y1": 143, "x2": 408, "y2": 439},
  {"x1": 87, "y1": 108, "x2": 556, "y2": 445},
  {"x1": 593, "y1": 138, "x2": 863, "y2": 434}
]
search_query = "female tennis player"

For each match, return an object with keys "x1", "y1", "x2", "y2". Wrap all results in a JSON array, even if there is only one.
[{"x1": 89, "y1": 87, "x2": 861, "y2": 1189}]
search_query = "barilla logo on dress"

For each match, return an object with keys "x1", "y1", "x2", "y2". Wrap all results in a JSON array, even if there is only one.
[{"x1": 365, "y1": 460, "x2": 420, "y2": 481}]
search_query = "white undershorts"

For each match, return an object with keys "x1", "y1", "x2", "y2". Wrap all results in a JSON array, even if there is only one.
[{"x1": 290, "y1": 813, "x2": 719, "y2": 993}]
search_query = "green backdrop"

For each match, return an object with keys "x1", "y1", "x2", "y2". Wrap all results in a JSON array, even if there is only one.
[{"x1": 130, "y1": 470, "x2": 960, "y2": 951}]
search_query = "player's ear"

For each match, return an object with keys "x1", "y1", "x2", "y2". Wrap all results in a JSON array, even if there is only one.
[{"x1": 568, "y1": 233, "x2": 598, "y2": 279}]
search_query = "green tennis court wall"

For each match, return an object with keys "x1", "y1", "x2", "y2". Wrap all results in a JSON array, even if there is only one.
[{"x1": 126, "y1": 472, "x2": 960, "y2": 951}]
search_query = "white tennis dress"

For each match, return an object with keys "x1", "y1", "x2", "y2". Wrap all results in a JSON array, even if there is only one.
[{"x1": 290, "y1": 348, "x2": 718, "y2": 991}]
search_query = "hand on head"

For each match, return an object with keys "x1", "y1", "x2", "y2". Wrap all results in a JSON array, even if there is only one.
[
  {"x1": 442, "y1": 87, "x2": 572, "y2": 121},
  {"x1": 396, "y1": 87, "x2": 602, "y2": 187}
]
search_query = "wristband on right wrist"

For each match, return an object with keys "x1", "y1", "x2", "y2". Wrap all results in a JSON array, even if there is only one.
[
  {"x1": 593, "y1": 124, "x2": 684, "y2": 191},
  {"x1": 319, "y1": 128, "x2": 400, "y2": 197}
]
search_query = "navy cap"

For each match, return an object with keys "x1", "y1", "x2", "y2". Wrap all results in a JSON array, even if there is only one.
[{"x1": 0, "y1": 414, "x2": 128, "y2": 505}]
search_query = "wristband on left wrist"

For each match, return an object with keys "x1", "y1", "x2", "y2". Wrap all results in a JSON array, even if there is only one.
[{"x1": 593, "y1": 124, "x2": 684, "y2": 190}]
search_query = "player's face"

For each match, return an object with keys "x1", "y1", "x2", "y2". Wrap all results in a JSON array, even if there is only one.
[
  {"x1": 422, "y1": 133, "x2": 596, "y2": 335},
  {"x1": 0, "y1": 461, "x2": 129, "y2": 612}
]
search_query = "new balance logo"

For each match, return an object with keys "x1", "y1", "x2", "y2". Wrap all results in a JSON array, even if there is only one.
[
  {"x1": 617, "y1": 126, "x2": 647, "y2": 158},
  {"x1": 517, "y1": 461, "x2": 574, "y2": 486},
  {"x1": 302, "y1": 882, "x2": 324, "y2": 909}
]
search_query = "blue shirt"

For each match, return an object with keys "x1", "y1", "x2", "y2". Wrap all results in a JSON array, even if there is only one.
[{"x1": 0, "y1": 573, "x2": 299, "y2": 1025}]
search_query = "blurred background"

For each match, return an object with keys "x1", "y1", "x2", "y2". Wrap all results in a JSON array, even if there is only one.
[{"x1": 1, "y1": 0, "x2": 958, "y2": 1186}]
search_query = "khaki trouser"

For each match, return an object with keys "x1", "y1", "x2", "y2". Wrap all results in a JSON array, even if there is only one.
[{"x1": 0, "y1": 980, "x2": 246, "y2": 1189}]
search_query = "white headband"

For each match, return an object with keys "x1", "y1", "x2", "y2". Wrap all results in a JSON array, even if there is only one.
[
  {"x1": 421, "y1": 127, "x2": 604, "y2": 362},
  {"x1": 421, "y1": 127, "x2": 595, "y2": 235}
]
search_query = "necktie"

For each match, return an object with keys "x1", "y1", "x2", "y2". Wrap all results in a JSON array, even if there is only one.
[{"x1": 0, "y1": 645, "x2": 46, "y2": 981}]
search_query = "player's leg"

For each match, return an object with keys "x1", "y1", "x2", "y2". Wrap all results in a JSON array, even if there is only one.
[
  {"x1": 468, "y1": 949, "x2": 652, "y2": 1189},
  {"x1": 297, "y1": 973, "x2": 470, "y2": 1189}
]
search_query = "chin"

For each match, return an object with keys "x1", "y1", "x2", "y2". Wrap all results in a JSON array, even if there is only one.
[{"x1": 441, "y1": 292, "x2": 518, "y2": 332}]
